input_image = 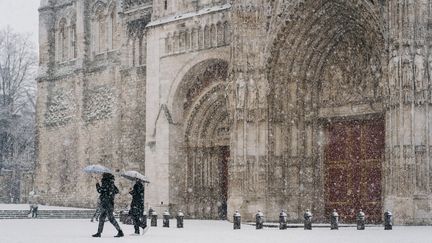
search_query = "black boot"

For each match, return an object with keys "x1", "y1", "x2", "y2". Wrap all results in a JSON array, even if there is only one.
[
  {"x1": 114, "y1": 230, "x2": 124, "y2": 238},
  {"x1": 134, "y1": 229, "x2": 140, "y2": 235},
  {"x1": 92, "y1": 233, "x2": 101, "y2": 237}
]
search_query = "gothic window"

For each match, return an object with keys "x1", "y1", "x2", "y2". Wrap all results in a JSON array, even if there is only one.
[
  {"x1": 179, "y1": 31, "x2": 185, "y2": 51},
  {"x1": 191, "y1": 28, "x2": 198, "y2": 50},
  {"x1": 185, "y1": 30, "x2": 191, "y2": 51},
  {"x1": 216, "y1": 22, "x2": 223, "y2": 46},
  {"x1": 58, "y1": 18, "x2": 68, "y2": 62},
  {"x1": 107, "y1": 9, "x2": 116, "y2": 50},
  {"x1": 92, "y1": 4, "x2": 106, "y2": 55},
  {"x1": 204, "y1": 25, "x2": 210, "y2": 48},
  {"x1": 198, "y1": 27, "x2": 204, "y2": 50},
  {"x1": 164, "y1": 0, "x2": 168, "y2": 10},
  {"x1": 173, "y1": 31, "x2": 179, "y2": 53},
  {"x1": 132, "y1": 38, "x2": 136, "y2": 66},
  {"x1": 98, "y1": 17, "x2": 106, "y2": 53},
  {"x1": 165, "y1": 33, "x2": 172, "y2": 54},
  {"x1": 210, "y1": 24, "x2": 216, "y2": 47},
  {"x1": 128, "y1": 38, "x2": 134, "y2": 66},
  {"x1": 223, "y1": 21, "x2": 230, "y2": 45},
  {"x1": 70, "y1": 24, "x2": 77, "y2": 58}
]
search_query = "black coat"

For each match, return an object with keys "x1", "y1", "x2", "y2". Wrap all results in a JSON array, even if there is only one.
[
  {"x1": 129, "y1": 181, "x2": 144, "y2": 215},
  {"x1": 96, "y1": 176, "x2": 119, "y2": 209}
]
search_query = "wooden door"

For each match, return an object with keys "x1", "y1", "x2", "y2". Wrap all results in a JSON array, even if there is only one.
[
  {"x1": 217, "y1": 146, "x2": 229, "y2": 219},
  {"x1": 324, "y1": 119, "x2": 384, "y2": 223}
]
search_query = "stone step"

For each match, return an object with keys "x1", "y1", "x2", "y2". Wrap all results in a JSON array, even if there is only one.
[{"x1": 0, "y1": 209, "x2": 95, "y2": 219}]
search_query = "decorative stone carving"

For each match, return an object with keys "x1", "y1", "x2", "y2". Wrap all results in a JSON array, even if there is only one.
[
  {"x1": 236, "y1": 73, "x2": 246, "y2": 110},
  {"x1": 45, "y1": 89, "x2": 75, "y2": 127},
  {"x1": 414, "y1": 48, "x2": 426, "y2": 103},
  {"x1": 122, "y1": 0, "x2": 151, "y2": 11},
  {"x1": 83, "y1": 86, "x2": 114, "y2": 123},
  {"x1": 257, "y1": 74, "x2": 269, "y2": 109},
  {"x1": 401, "y1": 46, "x2": 413, "y2": 103},
  {"x1": 388, "y1": 49, "x2": 399, "y2": 105},
  {"x1": 247, "y1": 77, "x2": 258, "y2": 111},
  {"x1": 414, "y1": 48, "x2": 425, "y2": 91},
  {"x1": 225, "y1": 76, "x2": 235, "y2": 119}
]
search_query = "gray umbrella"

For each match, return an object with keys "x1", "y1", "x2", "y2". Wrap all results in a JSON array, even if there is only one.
[
  {"x1": 120, "y1": 170, "x2": 150, "y2": 183},
  {"x1": 83, "y1": 164, "x2": 113, "y2": 174}
]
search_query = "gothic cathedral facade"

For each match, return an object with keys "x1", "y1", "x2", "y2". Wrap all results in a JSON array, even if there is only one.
[{"x1": 36, "y1": 0, "x2": 432, "y2": 224}]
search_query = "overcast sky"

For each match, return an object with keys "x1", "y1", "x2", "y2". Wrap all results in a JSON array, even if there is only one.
[{"x1": 0, "y1": 0, "x2": 40, "y2": 47}]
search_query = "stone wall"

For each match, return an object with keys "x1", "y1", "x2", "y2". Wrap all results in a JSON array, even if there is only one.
[
  {"x1": 36, "y1": 0, "x2": 432, "y2": 225},
  {"x1": 36, "y1": 0, "x2": 148, "y2": 209}
]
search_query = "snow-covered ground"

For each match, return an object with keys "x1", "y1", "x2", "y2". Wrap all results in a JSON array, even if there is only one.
[
  {"x1": 0, "y1": 204, "x2": 91, "y2": 211},
  {"x1": 0, "y1": 219, "x2": 431, "y2": 243}
]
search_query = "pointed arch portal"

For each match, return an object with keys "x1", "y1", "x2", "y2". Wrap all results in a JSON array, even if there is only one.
[
  {"x1": 170, "y1": 59, "x2": 230, "y2": 219},
  {"x1": 267, "y1": 0, "x2": 386, "y2": 223}
]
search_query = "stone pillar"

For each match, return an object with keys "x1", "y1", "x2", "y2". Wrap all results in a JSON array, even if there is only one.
[
  {"x1": 385, "y1": 0, "x2": 432, "y2": 224},
  {"x1": 227, "y1": 1, "x2": 269, "y2": 221},
  {"x1": 37, "y1": 1, "x2": 55, "y2": 77}
]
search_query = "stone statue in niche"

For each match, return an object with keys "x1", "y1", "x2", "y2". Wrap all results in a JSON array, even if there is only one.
[
  {"x1": 414, "y1": 48, "x2": 425, "y2": 91},
  {"x1": 225, "y1": 73, "x2": 236, "y2": 119},
  {"x1": 236, "y1": 72, "x2": 247, "y2": 109},
  {"x1": 257, "y1": 73, "x2": 270, "y2": 109},
  {"x1": 247, "y1": 76, "x2": 258, "y2": 111},
  {"x1": 401, "y1": 46, "x2": 413, "y2": 103},
  {"x1": 388, "y1": 49, "x2": 399, "y2": 104}
]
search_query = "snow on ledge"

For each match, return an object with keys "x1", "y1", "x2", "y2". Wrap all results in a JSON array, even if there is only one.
[
  {"x1": 0, "y1": 204, "x2": 92, "y2": 211},
  {"x1": 147, "y1": 4, "x2": 231, "y2": 28}
]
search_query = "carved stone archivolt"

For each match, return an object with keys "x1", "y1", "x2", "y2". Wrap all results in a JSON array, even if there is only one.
[
  {"x1": 164, "y1": 21, "x2": 231, "y2": 56},
  {"x1": 122, "y1": 0, "x2": 151, "y2": 11}
]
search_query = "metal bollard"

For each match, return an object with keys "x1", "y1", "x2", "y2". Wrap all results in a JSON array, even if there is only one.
[
  {"x1": 233, "y1": 210, "x2": 241, "y2": 230},
  {"x1": 279, "y1": 210, "x2": 288, "y2": 230},
  {"x1": 384, "y1": 210, "x2": 392, "y2": 230},
  {"x1": 255, "y1": 210, "x2": 264, "y2": 229},
  {"x1": 151, "y1": 211, "x2": 158, "y2": 227},
  {"x1": 330, "y1": 209, "x2": 339, "y2": 230},
  {"x1": 142, "y1": 211, "x2": 148, "y2": 228},
  {"x1": 357, "y1": 209, "x2": 365, "y2": 230},
  {"x1": 176, "y1": 210, "x2": 184, "y2": 228},
  {"x1": 163, "y1": 210, "x2": 170, "y2": 228},
  {"x1": 304, "y1": 209, "x2": 312, "y2": 230}
]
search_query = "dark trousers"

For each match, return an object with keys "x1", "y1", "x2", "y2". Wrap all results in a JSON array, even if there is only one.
[
  {"x1": 131, "y1": 213, "x2": 145, "y2": 232},
  {"x1": 97, "y1": 207, "x2": 121, "y2": 233}
]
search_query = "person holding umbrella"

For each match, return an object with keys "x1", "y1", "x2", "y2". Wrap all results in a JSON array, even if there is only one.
[
  {"x1": 129, "y1": 178, "x2": 146, "y2": 234},
  {"x1": 121, "y1": 170, "x2": 150, "y2": 235},
  {"x1": 92, "y1": 173, "x2": 124, "y2": 238}
]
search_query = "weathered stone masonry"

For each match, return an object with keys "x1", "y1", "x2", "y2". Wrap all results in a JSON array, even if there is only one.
[{"x1": 36, "y1": 0, "x2": 432, "y2": 224}]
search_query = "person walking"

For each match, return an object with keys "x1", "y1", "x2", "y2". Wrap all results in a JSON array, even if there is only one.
[
  {"x1": 28, "y1": 191, "x2": 39, "y2": 218},
  {"x1": 90, "y1": 198, "x2": 102, "y2": 222},
  {"x1": 92, "y1": 173, "x2": 124, "y2": 238},
  {"x1": 129, "y1": 179, "x2": 146, "y2": 234}
]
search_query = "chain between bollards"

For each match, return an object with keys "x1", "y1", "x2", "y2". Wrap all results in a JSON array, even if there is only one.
[{"x1": 231, "y1": 209, "x2": 395, "y2": 230}]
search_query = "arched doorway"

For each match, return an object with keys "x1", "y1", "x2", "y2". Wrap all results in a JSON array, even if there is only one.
[
  {"x1": 170, "y1": 59, "x2": 230, "y2": 219},
  {"x1": 267, "y1": 0, "x2": 386, "y2": 222}
]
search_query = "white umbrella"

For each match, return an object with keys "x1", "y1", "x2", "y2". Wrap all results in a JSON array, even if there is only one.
[
  {"x1": 120, "y1": 170, "x2": 150, "y2": 183},
  {"x1": 83, "y1": 164, "x2": 113, "y2": 174}
]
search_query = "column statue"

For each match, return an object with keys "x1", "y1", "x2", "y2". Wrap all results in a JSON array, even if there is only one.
[
  {"x1": 414, "y1": 48, "x2": 425, "y2": 91},
  {"x1": 247, "y1": 76, "x2": 258, "y2": 111},
  {"x1": 401, "y1": 46, "x2": 413, "y2": 103},
  {"x1": 257, "y1": 73, "x2": 270, "y2": 109},
  {"x1": 236, "y1": 72, "x2": 247, "y2": 109},
  {"x1": 414, "y1": 48, "x2": 425, "y2": 103},
  {"x1": 388, "y1": 49, "x2": 399, "y2": 105}
]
